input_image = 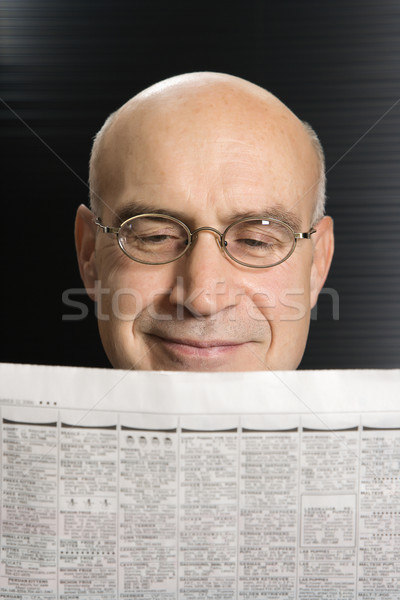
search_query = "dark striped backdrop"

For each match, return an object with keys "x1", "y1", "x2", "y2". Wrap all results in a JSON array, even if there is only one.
[{"x1": 2, "y1": 0, "x2": 399, "y2": 369}]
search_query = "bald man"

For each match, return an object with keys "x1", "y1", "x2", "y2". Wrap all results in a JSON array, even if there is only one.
[{"x1": 75, "y1": 72, "x2": 334, "y2": 371}]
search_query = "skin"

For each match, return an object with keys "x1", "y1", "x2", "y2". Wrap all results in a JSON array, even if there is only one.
[{"x1": 75, "y1": 72, "x2": 334, "y2": 371}]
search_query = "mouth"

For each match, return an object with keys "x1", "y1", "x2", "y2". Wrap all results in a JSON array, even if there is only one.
[{"x1": 148, "y1": 334, "x2": 249, "y2": 358}]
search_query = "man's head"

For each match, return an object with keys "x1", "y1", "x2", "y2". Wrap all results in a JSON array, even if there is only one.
[{"x1": 75, "y1": 72, "x2": 333, "y2": 371}]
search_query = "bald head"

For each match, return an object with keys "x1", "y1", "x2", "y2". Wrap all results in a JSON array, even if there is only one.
[{"x1": 89, "y1": 72, "x2": 325, "y2": 224}]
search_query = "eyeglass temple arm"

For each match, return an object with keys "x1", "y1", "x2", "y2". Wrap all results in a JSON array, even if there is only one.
[
  {"x1": 294, "y1": 227, "x2": 316, "y2": 240},
  {"x1": 94, "y1": 218, "x2": 120, "y2": 235}
]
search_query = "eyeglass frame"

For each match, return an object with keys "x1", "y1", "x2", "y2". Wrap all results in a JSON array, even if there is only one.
[{"x1": 94, "y1": 212, "x2": 316, "y2": 269}]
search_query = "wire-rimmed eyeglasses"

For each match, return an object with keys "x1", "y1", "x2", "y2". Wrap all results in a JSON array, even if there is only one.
[{"x1": 94, "y1": 213, "x2": 316, "y2": 268}]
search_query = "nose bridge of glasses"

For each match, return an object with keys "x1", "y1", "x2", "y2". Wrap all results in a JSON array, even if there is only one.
[{"x1": 190, "y1": 226, "x2": 224, "y2": 248}]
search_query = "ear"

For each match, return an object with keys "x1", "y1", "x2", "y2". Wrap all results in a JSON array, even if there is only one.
[
  {"x1": 310, "y1": 216, "x2": 334, "y2": 308},
  {"x1": 75, "y1": 204, "x2": 98, "y2": 301}
]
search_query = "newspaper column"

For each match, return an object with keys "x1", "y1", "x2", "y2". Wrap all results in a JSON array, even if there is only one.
[
  {"x1": 239, "y1": 426, "x2": 299, "y2": 599},
  {"x1": 118, "y1": 428, "x2": 178, "y2": 599},
  {"x1": 298, "y1": 426, "x2": 358, "y2": 598},
  {"x1": 58, "y1": 422, "x2": 118, "y2": 599},
  {"x1": 1, "y1": 415, "x2": 58, "y2": 599},
  {"x1": 179, "y1": 427, "x2": 238, "y2": 599},
  {"x1": 358, "y1": 426, "x2": 400, "y2": 597}
]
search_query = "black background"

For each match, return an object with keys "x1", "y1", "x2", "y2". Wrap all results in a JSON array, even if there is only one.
[{"x1": 2, "y1": 0, "x2": 400, "y2": 370}]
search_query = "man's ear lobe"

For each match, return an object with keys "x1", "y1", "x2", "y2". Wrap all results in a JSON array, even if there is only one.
[
  {"x1": 75, "y1": 204, "x2": 98, "y2": 301},
  {"x1": 310, "y1": 216, "x2": 334, "y2": 308}
]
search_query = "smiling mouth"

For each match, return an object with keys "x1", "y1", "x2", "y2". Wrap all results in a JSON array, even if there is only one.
[{"x1": 149, "y1": 334, "x2": 248, "y2": 357}]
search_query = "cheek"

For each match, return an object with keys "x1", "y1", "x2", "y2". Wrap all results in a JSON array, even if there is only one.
[
  {"x1": 95, "y1": 251, "x2": 173, "y2": 321},
  {"x1": 246, "y1": 260, "x2": 313, "y2": 370},
  {"x1": 247, "y1": 259, "x2": 312, "y2": 323}
]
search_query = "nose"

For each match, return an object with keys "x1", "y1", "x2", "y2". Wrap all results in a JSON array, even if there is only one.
[{"x1": 169, "y1": 228, "x2": 242, "y2": 318}]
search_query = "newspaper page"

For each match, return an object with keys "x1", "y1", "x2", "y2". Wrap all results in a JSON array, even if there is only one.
[{"x1": 0, "y1": 363, "x2": 399, "y2": 599}]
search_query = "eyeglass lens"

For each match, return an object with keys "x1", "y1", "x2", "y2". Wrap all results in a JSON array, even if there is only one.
[
  {"x1": 118, "y1": 216, "x2": 295, "y2": 267},
  {"x1": 118, "y1": 216, "x2": 189, "y2": 264}
]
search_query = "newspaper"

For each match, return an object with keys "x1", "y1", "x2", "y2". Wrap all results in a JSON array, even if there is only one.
[{"x1": 0, "y1": 363, "x2": 399, "y2": 599}]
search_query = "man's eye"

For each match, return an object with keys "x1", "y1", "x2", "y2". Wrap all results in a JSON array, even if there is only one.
[
  {"x1": 241, "y1": 237, "x2": 274, "y2": 248},
  {"x1": 235, "y1": 236, "x2": 278, "y2": 252},
  {"x1": 139, "y1": 234, "x2": 171, "y2": 243},
  {"x1": 126, "y1": 225, "x2": 179, "y2": 242}
]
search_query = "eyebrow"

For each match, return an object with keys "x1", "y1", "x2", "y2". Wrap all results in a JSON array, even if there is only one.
[
  {"x1": 226, "y1": 207, "x2": 303, "y2": 232},
  {"x1": 114, "y1": 202, "x2": 186, "y2": 226},
  {"x1": 113, "y1": 201, "x2": 304, "y2": 232}
]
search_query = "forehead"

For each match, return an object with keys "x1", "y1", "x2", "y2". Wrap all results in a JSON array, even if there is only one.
[{"x1": 99, "y1": 92, "x2": 318, "y2": 226}]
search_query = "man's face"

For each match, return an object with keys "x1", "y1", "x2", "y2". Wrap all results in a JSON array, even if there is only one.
[{"x1": 77, "y1": 83, "x2": 333, "y2": 371}]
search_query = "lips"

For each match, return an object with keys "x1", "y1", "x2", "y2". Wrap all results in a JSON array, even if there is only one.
[
  {"x1": 148, "y1": 333, "x2": 247, "y2": 359},
  {"x1": 155, "y1": 336, "x2": 243, "y2": 348}
]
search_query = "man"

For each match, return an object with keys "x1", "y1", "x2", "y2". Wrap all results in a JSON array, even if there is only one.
[{"x1": 75, "y1": 72, "x2": 334, "y2": 371}]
